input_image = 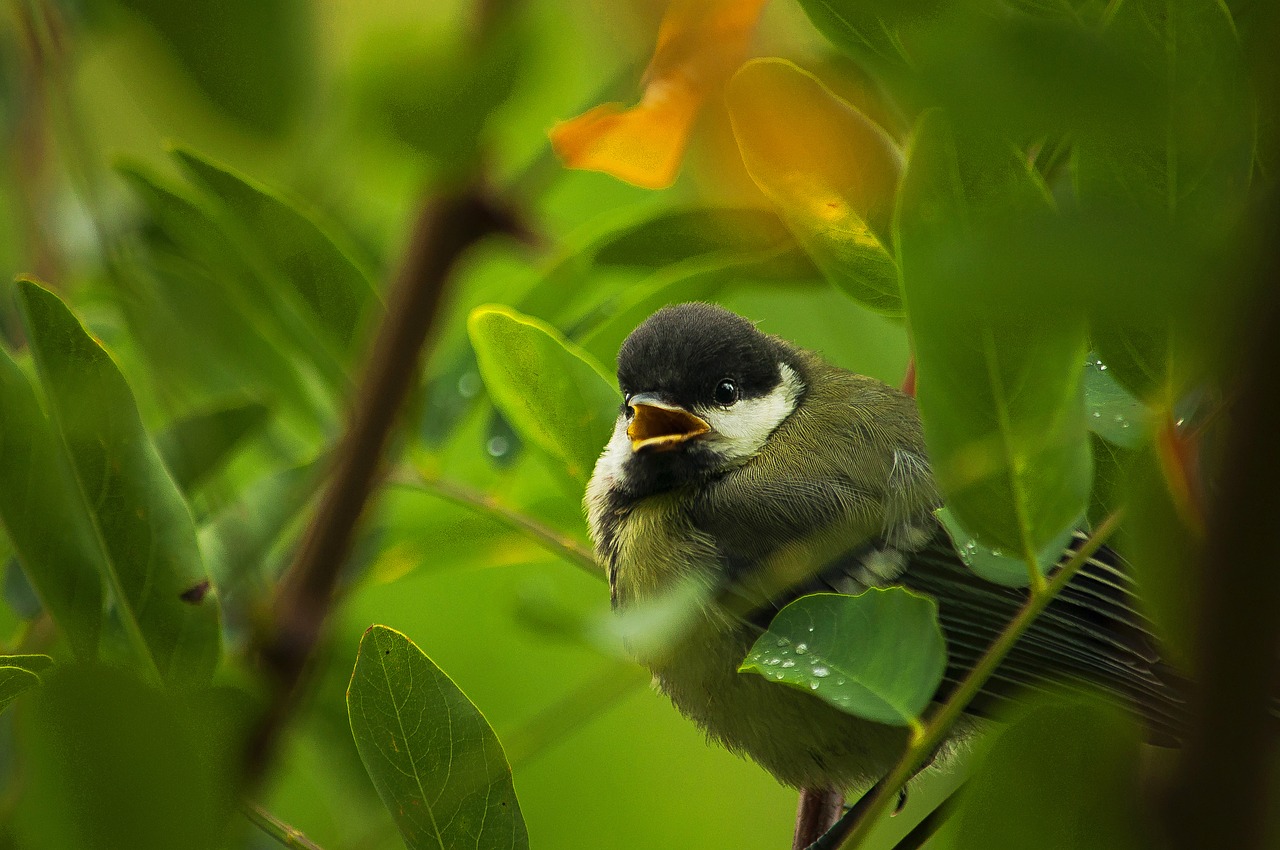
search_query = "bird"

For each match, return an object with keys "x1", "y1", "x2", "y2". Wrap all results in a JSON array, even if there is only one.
[{"x1": 584, "y1": 302, "x2": 1183, "y2": 795}]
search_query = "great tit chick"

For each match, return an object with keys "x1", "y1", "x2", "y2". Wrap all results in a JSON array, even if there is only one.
[{"x1": 585, "y1": 302, "x2": 1183, "y2": 794}]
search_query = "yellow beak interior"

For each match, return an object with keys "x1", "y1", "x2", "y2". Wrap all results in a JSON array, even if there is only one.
[{"x1": 627, "y1": 403, "x2": 711, "y2": 453}]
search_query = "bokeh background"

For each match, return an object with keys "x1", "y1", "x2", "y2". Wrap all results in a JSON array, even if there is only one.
[{"x1": 0, "y1": 1, "x2": 958, "y2": 847}]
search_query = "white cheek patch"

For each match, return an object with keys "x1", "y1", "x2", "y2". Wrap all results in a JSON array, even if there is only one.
[
  {"x1": 585, "y1": 416, "x2": 632, "y2": 543},
  {"x1": 698, "y1": 363, "x2": 804, "y2": 464}
]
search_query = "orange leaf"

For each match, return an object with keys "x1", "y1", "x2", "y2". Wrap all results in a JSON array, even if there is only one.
[
  {"x1": 726, "y1": 58, "x2": 905, "y2": 314},
  {"x1": 727, "y1": 58, "x2": 901, "y2": 238},
  {"x1": 550, "y1": 0, "x2": 769, "y2": 190}
]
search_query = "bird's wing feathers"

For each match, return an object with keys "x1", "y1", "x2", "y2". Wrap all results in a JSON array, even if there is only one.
[
  {"x1": 741, "y1": 526, "x2": 1188, "y2": 743},
  {"x1": 698, "y1": 354, "x2": 1185, "y2": 739}
]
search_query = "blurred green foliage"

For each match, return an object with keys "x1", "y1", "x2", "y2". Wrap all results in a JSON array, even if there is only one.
[{"x1": 0, "y1": 0, "x2": 1271, "y2": 848}]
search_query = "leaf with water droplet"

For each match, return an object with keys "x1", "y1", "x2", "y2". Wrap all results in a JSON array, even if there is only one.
[
  {"x1": 1084, "y1": 354, "x2": 1151, "y2": 449},
  {"x1": 740, "y1": 589, "x2": 946, "y2": 727},
  {"x1": 936, "y1": 506, "x2": 1076, "y2": 588},
  {"x1": 468, "y1": 305, "x2": 618, "y2": 483}
]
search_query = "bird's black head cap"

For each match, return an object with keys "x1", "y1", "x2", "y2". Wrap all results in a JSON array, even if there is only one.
[{"x1": 617, "y1": 303, "x2": 800, "y2": 407}]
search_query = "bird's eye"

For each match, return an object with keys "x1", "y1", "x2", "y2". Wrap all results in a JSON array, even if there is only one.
[
  {"x1": 622, "y1": 393, "x2": 634, "y2": 418},
  {"x1": 713, "y1": 379, "x2": 738, "y2": 406}
]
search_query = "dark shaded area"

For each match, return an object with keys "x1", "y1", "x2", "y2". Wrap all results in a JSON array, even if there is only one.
[{"x1": 1161, "y1": 197, "x2": 1280, "y2": 850}]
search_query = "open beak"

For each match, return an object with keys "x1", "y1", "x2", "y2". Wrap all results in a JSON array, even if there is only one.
[{"x1": 626, "y1": 397, "x2": 710, "y2": 453}]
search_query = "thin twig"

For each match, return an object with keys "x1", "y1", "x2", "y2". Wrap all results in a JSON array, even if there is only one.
[
  {"x1": 247, "y1": 184, "x2": 521, "y2": 780},
  {"x1": 885, "y1": 780, "x2": 965, "y2": 850},
  {"x1": 396, "y1": 469, "x2": 601, "y2": 579},
  {"x1": 832, "y1": 511, "x2": 1124, "y2": 849},
  {"x1": 242, "y1": 802, "x2": 327, "y2": 850}
]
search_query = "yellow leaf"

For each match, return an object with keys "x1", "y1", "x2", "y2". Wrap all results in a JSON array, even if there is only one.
[
  {"x1": 550, "y1": 0, "x2": 769, "y2": 190},
  {"x1": 728, "y1": 58, "x2": 901, "y2": 236},
  {"x1": 727, "y1": 58, "x2": 905, "y2": 314}
]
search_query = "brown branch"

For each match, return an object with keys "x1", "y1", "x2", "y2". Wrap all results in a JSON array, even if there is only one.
[
  {"x1": 246, "y1": 183, "x2": 520, "y2": 780},
  {"x1": 1161, "y1": 201, "x2": 1280, "y2": 850},
  {"x1": 793, "y1": 788, "x2": 844, "y2": 850}
]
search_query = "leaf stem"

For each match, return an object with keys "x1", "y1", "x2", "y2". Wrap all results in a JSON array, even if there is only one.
[
  {"x1": 241, "y1": 802, "x2": 327, "y2": 850},
  {"x1": 396, "y1": 470, "x2": 601, "y2": 579},
  {"x1": 832, "y1": 510, "x2": 1124, "y2": 849}
]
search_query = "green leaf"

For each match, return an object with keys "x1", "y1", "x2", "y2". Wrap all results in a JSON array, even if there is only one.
[
  {"x1": 347, "y1": 625, "x2": 529, "y2": 850},
  {"x1": 727, "y1": 59, "x2": 904, "y2": 315},
  {"x1": 0, "y1": 654, "x2": 53, "y2": 713},
  {"x1": 103, "y1": 0, "x2": 314, "y2": 135},
  {"x1": 17, "y1": 280, "x2": 221, "y2": 687},
  {"x1": 13, "y1": 664, "x2": 245, "y2": 850},
  {"x1": 950, "y1": 692, "x2": 1145, "y2": 850},
  {"x1": 116, "y1": 161, "x2": 343, "y2": 410},
  {"x1": 0, "y1": 655, "x2": 52, "y2": 714},
  {"x1": 794, "y1": 0, "x2": 945, "y2": 75},
  {"x1": 1083, "y1": 355, "x2": 1151, "y2": 449},
  {"x1": 1075, "y1": 0, "x2": 1254, "y2": 405},
  {"x1": 172, "y1": 146, "x2": 378, "y2": 353},
  {"x1": 468, "y1": 305, "x2": 618, "y2": 482},
  {"x1": 739, "y1": 589, "x2": 946, "y2": 728},
  {"x1": 0, "y1": 666, "x2": 40, "y2": 714},
  {"x1": 1087, "y1": 433, "x2": 1132, "y2": 529},
  {"x1": 898, "y1": 111, "x2": 1091, "y2": 567},
  {"x1": 0, "y1": 348, "x2": 104, "y2": 658},
  {"x1": 0, "y1": 654, "x2": 53, "y2": 675},
  {"x1": 911, "y1": 11, "x2": 1160, "y2": 146},
  {"x1": 155, "y1": 399, "x2": 270, "y2": 494},
  {"x1": 935, "y1": 506, "x2": 1075, "y2": 588},
  {"x1": 592, "y1": 207, "x2": 798, "y2": 269}
]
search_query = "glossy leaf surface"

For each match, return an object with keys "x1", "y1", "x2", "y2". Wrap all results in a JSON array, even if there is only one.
[
  {"x1": 347, "y1": 625, "x2": 528, "y2": 850},
  {"x1": 935, "y1": 507, "x2": 1075, "y2": 588},
  {"x1": 469, "y1": 305, "x2": 618, "y2": 482},
  {"x1": 728, "y1": 59, "x2": 903, "y2": 315},
  {"x1": 740, "y1": 589, "x2": 946, "y2": 727}
]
